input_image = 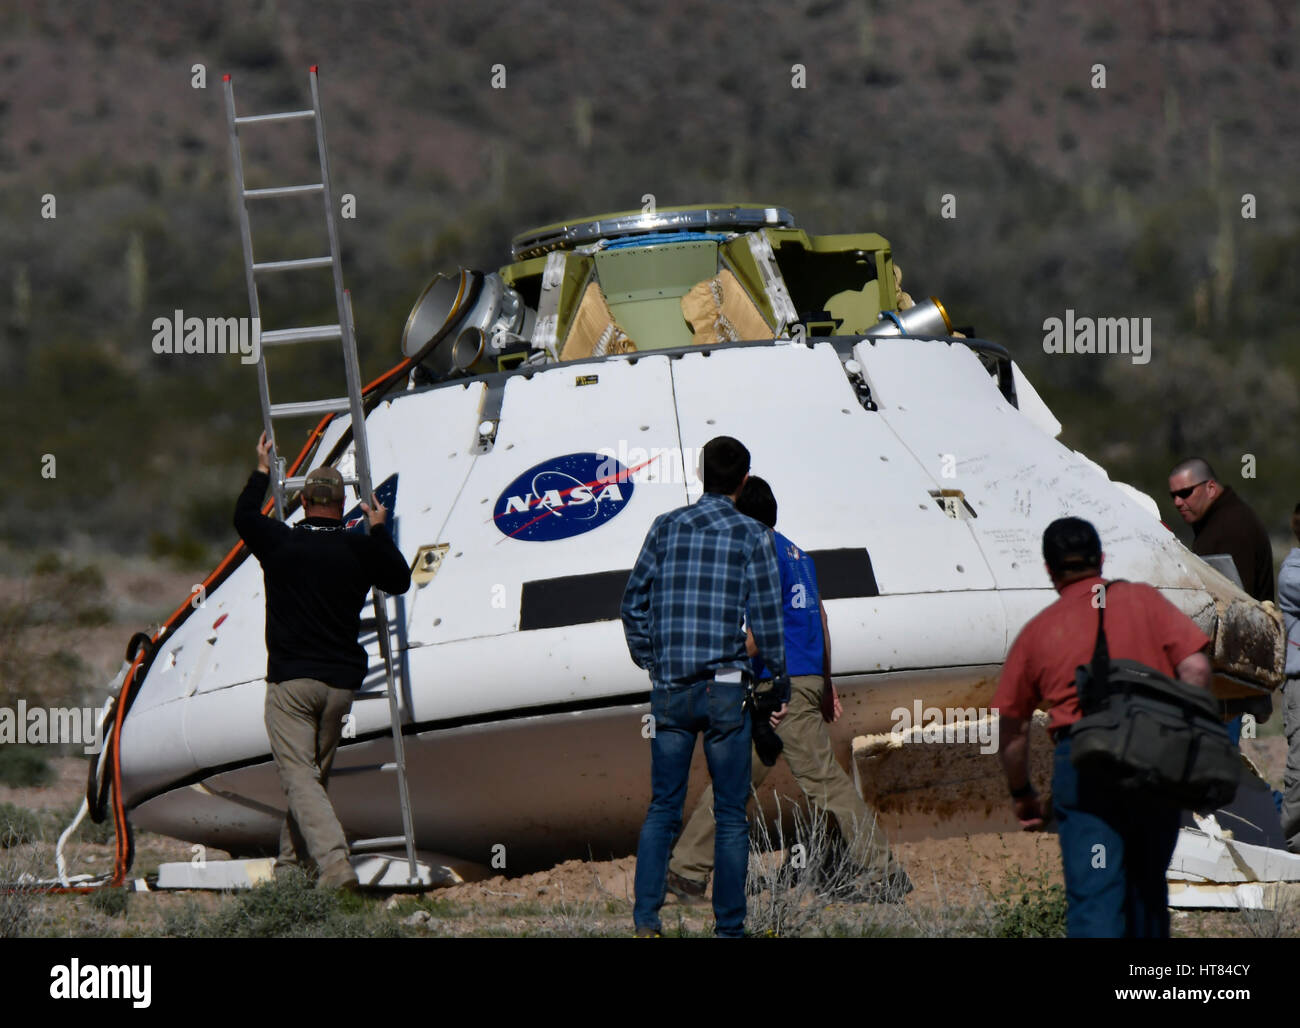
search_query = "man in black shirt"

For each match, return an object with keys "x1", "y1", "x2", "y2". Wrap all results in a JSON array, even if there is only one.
[
  {"x1": 234, "y1": 432, "x2": 411, "y2": 889},
  {"x1": 1168, "y1": 457, "x2": 1275, "y2": 739},
  {"x1": 1168, "y1": 457, "x2": 1274, "y2": 602}
]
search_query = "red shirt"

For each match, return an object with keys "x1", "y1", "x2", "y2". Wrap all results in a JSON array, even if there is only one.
[{"x1": 992, "y1": 576, "x2": 1211, "y2": 738}]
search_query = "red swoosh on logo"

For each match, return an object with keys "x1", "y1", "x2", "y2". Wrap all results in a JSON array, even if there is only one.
[{"x1": 491, "y1": 454, "x2": 659, "y2": 539}]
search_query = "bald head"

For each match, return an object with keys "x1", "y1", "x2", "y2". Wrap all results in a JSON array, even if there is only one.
[
  {"x1": 1169, "y1": 457, "x2": 1217, "y2": 483},
  {"x1": 1168, "y1": 456, "x2": 1222, "y2": 525}
]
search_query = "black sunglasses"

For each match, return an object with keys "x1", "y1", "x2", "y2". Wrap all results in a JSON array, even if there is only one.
[{"x1": 1169, "y1": 481, "x2": 1208, "y2": 500}]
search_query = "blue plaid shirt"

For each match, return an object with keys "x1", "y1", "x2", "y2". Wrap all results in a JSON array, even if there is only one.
[{"x1": 621, "y1": 491, "x2": 786, "y2": 689}]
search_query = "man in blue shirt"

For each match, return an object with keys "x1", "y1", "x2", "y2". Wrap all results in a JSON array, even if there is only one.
[
  {"x1": 622, "y1": 436, "x2": 789, "y2": 937},
  {"x1": 665, "y1": 477, "x2": 911, "y2": 904}
]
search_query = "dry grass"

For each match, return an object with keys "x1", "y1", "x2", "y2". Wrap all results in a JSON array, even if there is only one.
[
  {"x1": 1238, "y1": 883, "x2": 1300, "y2": 939},
  {"x1": 0, "y1": 844, "x2": 43, "y2": 938},
  {"x1": 745, "y1": 793, "x2": 1006, "y2": 938}
]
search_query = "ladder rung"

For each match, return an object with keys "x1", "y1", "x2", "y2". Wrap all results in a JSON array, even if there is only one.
[
  {"x1": 261, "y1": 324, "x2": 342, "y2": 346},
  {"x1": 244, "y1": 183, "x2": 325, "y2": 199},
  {"x1": 234, "y1": 110, "x2": 315, "y2": 125},
  {"x1": 283, "y1": 473, "x2": 360, "y2": 489},
  {"x1": 269, "y1": 397, "x2": 353, "y2": 418},
  {"x1": 351, "y1": 836, "x2": 408, "y2": 850},
  {"x1": 253, "y1": 256, "x2": 333, "y2": 273}
]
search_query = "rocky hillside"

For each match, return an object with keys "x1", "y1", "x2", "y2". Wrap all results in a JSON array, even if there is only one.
[{"x1": 2, "y1": 0, "x2": 1298, "y2": 558}]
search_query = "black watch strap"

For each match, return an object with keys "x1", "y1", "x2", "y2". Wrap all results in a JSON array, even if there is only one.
[{"x1": 1010, "y1": 781, "x2": 1036, "y2": 800}]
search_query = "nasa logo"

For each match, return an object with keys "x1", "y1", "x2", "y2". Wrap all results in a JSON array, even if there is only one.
[{"x1": 494, "y1": 453, "x2": 634, "y2": 541}]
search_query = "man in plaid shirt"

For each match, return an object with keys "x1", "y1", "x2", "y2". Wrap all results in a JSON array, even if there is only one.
[{"x1": 622, "y1": 435, "x2": 788, "y2": 937}]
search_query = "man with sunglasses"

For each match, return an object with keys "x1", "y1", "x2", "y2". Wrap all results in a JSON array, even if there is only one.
[
  {"x1": 1167, "y1": 458, "x2": 1273, "y2": 603},
  {"x1": 1168, "y1": 457, "x2": 1274, "y2": 742}
]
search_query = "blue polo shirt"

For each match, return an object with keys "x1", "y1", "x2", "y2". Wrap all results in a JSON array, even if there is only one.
[{"x1": 753, "y1": 530, "x2": 824, "y2": 680}]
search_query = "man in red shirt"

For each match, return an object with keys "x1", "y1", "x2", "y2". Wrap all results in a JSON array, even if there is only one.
[{"x1": 993, "y1": 517, "x2": 1212, "y2": 937}]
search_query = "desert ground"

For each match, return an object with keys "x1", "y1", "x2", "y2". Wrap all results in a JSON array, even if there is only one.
[{"x1": 1, "y1": 553, "x2": 1294, "y2": 938}]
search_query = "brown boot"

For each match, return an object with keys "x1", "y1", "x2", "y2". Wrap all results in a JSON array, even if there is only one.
[
  {"x1": 316, "y1": 858, "x2": 360, "y2": 892},
  {"x1": 665, "y1": 870, "x2": 708, "y2": 905}
]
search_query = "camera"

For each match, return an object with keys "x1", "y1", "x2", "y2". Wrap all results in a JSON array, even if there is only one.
[{"x1": 748, "y1": 677, "x2": 790, "y2": 766}]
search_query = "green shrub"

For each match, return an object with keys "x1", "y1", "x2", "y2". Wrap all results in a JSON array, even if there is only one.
[
  {"x1": 167, "y1": 873, "x2": 401, "y2": 938},
  {"x1": 160, "y1": 899, "x2": 205, "y2": 938},
  {"x1": 217, "y1": 25, "x2": 284, "y2": 71},
  {"x1": 0, "y1": 747, "x2": 54, "y2": 788},
  {"x1": 88, "y1": 887, "x2": 129, "y2": 919},
  {"x1": 979, "y1": 73, "x2": 1013, "y2": 104},
  {"x1": 0, "y1": 803, "x2": 41, "y2": 847},
  {"x1": 215, "y1": 874, "x2": 337, "y2": 936},
  {"x1": 0, "y1": 840, "x2": 41, "y2": 937},
  {"x1": 31, "y1": 553, "x2": 63, "y2": 575},
  {"x1": 965, "y1": 28, "x2": 1016, "y2": 64},
  {"x1": 991, "y1": 867, "x2": 1067, "y2": 938}
]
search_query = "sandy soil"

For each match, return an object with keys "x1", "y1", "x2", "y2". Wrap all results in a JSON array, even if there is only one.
[
  {"x1": 2, "y1": 554, "x2": 1295, "y2": 937},
  {"x1": 5, "y1": 752, "x2": 1297, "y2": 938}
]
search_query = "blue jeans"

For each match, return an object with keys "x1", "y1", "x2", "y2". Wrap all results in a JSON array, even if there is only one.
[
  {"x1": 1052, "y1": 736, "x2": 1181, "y2": 938},
  {"x1": 633, "y1": 679, "x2": 752, "y2": 937}
]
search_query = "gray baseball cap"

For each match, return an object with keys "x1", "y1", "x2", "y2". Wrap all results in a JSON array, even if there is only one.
[{"x1": 302, "y1": 466, "x2": 344, "y2": 506}]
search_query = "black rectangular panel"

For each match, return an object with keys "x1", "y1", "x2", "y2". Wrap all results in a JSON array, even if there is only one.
[
  {"x1": 808, "y1": 548, "x2": 879, "y2": 600},
  {"x1": 520, "y1": 569, "x2": 632, "y2": 631},
  {"x1": 519, "y1": 547, "x2": 877, "y2": 632}
]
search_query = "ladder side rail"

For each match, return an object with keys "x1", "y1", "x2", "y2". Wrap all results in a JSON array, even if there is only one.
[
  {"x1": 333, "y1": 199, "x2": 419, "y2": 885},
  {"x1": 344, "y1": 293, "x2": 420, "y2": 886},
  {"x1": 387, "y1": 591, "x2": 420, "y2": 875},
  {"x1": 308, "y1": 67, "x2": 365, "y2": 485},
  {"x1": 223, "y1": 75, "x2": 284, "y2": 519},
  {"x1": 368, "y1": 594, "x2": 418, "y2": 885}
]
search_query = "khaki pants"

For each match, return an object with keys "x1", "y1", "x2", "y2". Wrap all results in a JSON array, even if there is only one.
[
  {"x1": 669, "y1": 674, "x2": 898, "y2": 884},
  {"x1": 1283, "y1": 679, "x2": 1300, "y2": 854},
  {"x1": 264, "y1": 677, "x2": 354, "y2": 872}
]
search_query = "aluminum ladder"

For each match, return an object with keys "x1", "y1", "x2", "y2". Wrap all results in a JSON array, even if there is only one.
[{"x1": 222, "y1": 66, "x2": 420, "y2": 886}]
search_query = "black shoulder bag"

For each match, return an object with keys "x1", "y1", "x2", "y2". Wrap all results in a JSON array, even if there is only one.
[{"x1": 1068, "y1": 582, "x2": 1240, "y2": 809}]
